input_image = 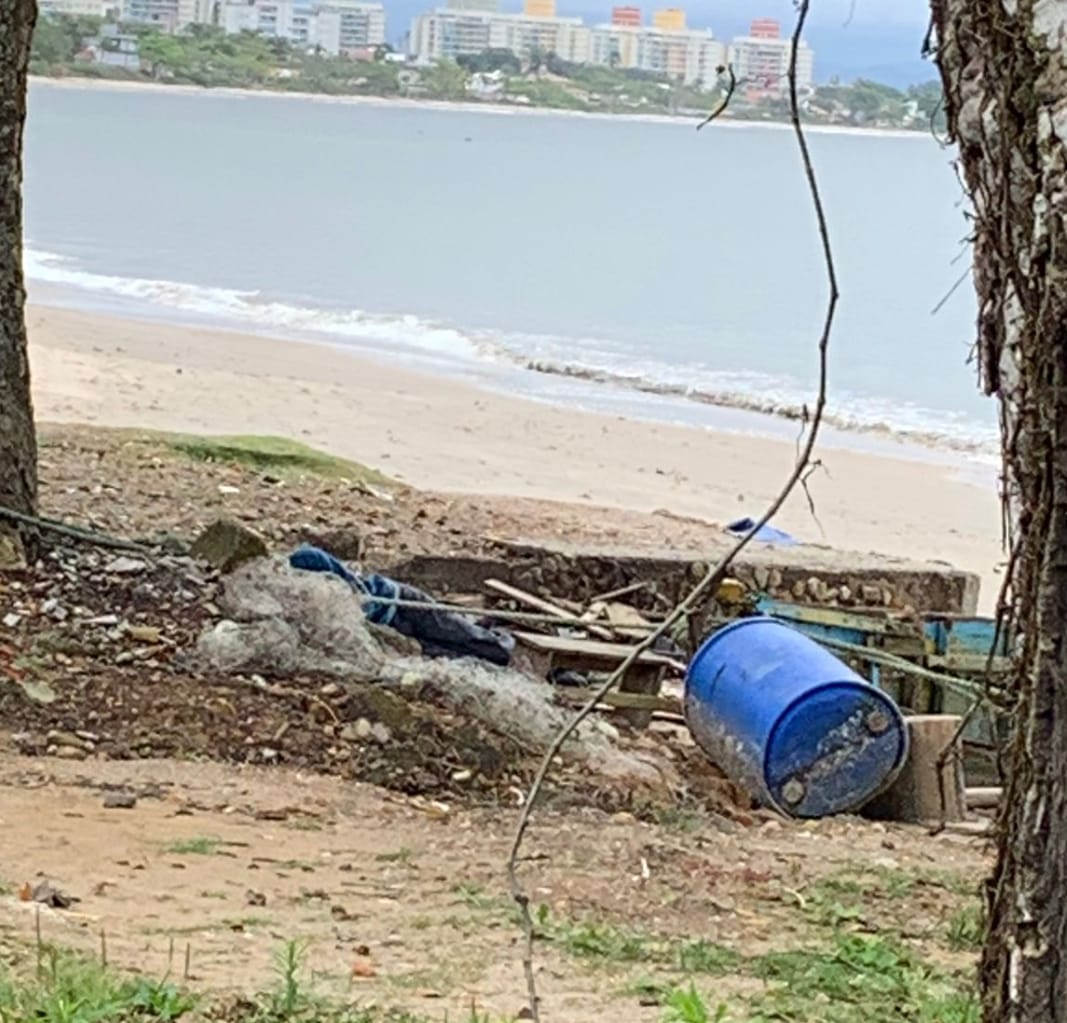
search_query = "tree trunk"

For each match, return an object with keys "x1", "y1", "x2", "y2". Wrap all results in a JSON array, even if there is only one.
[
  {"x1": 931, "y1": 2, "x2": 1067, "y2": 1020},
  {"x1": 0, "y1": 0, "x2": 38, "y2": 519}
]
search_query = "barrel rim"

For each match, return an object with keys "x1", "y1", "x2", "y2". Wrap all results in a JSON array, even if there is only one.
[{"x1": 763, "y1": 681, "x2": 909, "y2": 816}]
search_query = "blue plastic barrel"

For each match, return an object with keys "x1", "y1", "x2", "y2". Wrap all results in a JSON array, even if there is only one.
[{"x1": 685, "y1": 617, "x2": 908, "y2": 818}]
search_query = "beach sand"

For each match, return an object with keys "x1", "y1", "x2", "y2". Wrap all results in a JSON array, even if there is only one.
[{"x1": 27, "y1": 304, "x2": 1004, "y2": 609}]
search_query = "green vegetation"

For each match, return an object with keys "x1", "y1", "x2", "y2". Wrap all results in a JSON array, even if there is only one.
[
  {"x1": 167, "y1": 433, "x2": 393, "y2": 484},
  {"x1": 750, "y1": 933, "x2": 979, "y2": 1023},
  {"x1": 30, "y1": 12, "x2": 945, "y2": 132},
  {"x1": 163, "y1": 835, "x2": 222, "y2": 855}
]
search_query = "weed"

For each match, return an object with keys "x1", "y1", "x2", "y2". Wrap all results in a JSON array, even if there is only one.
[
  {"x1": 164, "y1": 837, "x2": 221, "y2": 856},
  {"x1": 946, "y1": 903, "x2": 984, "y2": 952},
  {"x1": 676, "y1": 940, "x2": 739, "y2": 975},
  {"x1": 661, "y1": 985, "x2": 729, "y2": 1023},
  {"x1": 0, "y1": 946, "x2": 197, "y2": 1023},
  {"x1": 750, "y1": 933, "x2": 979, "y2": 1023},
  {"x1": 271, "y1": 939, "x2": 307, "y2": 1019},
  {"x1": 375, "y1": 848, "x2": 417, "y2": 865}
]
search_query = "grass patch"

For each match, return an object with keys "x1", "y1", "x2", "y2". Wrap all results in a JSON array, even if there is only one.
[
  {"x1": 0, "y1": 946, "x2": 197, "y2": 1023},
  {"x1": 167, "y1": 433, "x2": 393, "y2": 484},
  {"x1": 375, "y1": 847, "x2": 417, "y2": 865},
  {"x1": 750, "y1": 933, "x2": 979, "y2": 1022},
  {"x1": 536, "y1": 908, "x2": 738, "y2": 976},
  {"x1": 164, "y1": 836, "x2": 222, "y2": 856},
  {"x1": 946, "y1": 903, "x2": 984, "y2": 952}
]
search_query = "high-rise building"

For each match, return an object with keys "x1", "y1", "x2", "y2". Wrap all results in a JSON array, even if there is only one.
[
  {"x1": 219, "y1": 0, "x2": 384, "y2": 54},
  {"x1": 38, "y1": 0, "x2": 111, "y2": 16},
  {"x1": 522, "y1": 0, "x2": 555, "y2": 17},
  {"x1": 410, "y1": 7, "x2": 588, "y2": 63},
  {"x1": 446, "y1": 0, "x2": 498, "y2": 10},
  {"x1": 729, "y1": 19, "x2": 814, "y2": 96},
  {"x1": 651, "y1": 6, "x2": 684, "y2": 30},
  {"x1": 610, "y1": 5, "x2": 640, "y2": 27}
]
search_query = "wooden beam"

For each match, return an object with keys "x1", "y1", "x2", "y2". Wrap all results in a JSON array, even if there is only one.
[{"x1": 486, "y1": 579, "x2": 615, "y2": 640}]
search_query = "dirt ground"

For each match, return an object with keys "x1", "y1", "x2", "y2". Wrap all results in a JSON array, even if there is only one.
[
  {"x1": 0, "y1": 423, "x2": 991, "y2": 1021},
  {"x1": 0, "y1": 754, "x2": 987, "y2": 1022}
]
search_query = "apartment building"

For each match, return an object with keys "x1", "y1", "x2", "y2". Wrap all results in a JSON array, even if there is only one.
[
  {"x1": 589, "y1": 9, "x2": 724, "y2": 86},
  {"x1": 728, "y1": 18, "x2": 814, "y2": 96},
  {"x1": 219, "y1": 0, "x2": 384, "y2": 55},
  {"x1": 411, "y1": 7, "x2": 589, "y2": 64}
]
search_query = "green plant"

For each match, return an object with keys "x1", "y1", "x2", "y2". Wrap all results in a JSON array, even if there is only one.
[
  {"x1": 272, "y1": 939, "x2": 308, "y2": 1019},
  {"x1": 750, "y1": 933, "x2": 979, "y2": 1023},
  {"x1": 661, "y1": 985, "x2": 729, "y2": 1023},
  {"x1": 946, "y1": 903, "x2": 985, "y2": 952},
  {"x1": 163, "y1": 837, "x2": 221, "y2": 856}
]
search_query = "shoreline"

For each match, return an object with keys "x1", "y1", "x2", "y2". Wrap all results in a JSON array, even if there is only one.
[
  {"x1": 26, "y1": 303, "x2": 1004, "y2": 611},
  {"x1": 29, "y1": 73, "x2": 933, "y2": 141}
]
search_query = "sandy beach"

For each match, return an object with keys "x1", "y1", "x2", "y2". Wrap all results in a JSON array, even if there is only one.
[{"x1": 26, "y1": 304, "x2": 1003, "y2": 608}]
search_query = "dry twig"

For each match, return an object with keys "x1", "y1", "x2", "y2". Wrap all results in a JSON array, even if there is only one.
[
  {"x1": 696, "y1": 64, "x2": 737, "y2": 129},
  {"x1": 505, "y1": 3, "x2": 837, "y2": 1018},
  {"x1": 0, "y1": 504, "x2": 150, "y2": 553}
]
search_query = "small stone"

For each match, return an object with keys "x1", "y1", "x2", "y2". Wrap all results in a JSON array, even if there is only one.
[
  {"x1": 370, "y1": 722, "x2": 391, "y2": 744},
  {"x1": 115, "y1": 651, "x2": 135, "y2": 665},
  {"x1": 105, "y1": 556, "x2": 147, "y2": 575},
  {"x1": 83, "y1": 614, "x2": 120, "y2": 627},
  {"x1": 838, "y1": 585, "x2": 853, "y2": 605},
  {"x1": 2, "y1": 612, "x2": 20, "y2": 628},
  {"x1": 0, "y1": 530, "x2": 27, "y2": 572},
  {"x1": 126, "y1": 624, "x2": 162, "y2": 644},
  {"x1": 53, "y1": 745, "x2": 87, "y2": 761},
  {"x1": 806, "y1": 577, "x2": 821, "y2": 599},
  {"x1": 103, "y1": 791, "x2": 137, "y2": 810},
  {"x1": 753, "y1": 566, "x2": 770, "y2": 591},
  {"x1": 217, "y1": 484, "x2": 241, "y2": 495},
  {"x1": 791, "y1": 580, "x2": 806, "y2": 599},
  {"x1": 246, "y1": 889, "x2": 267, "y2": 907},
  {"x1": 860, "y1": 583, "x2": 882, "y2": 605},
  {"x1": 190, "y1": 519, "x2": 268, "y2": 574},
  {"x1": 451, "y1": 769, "x2": 473, "y2": 783}
]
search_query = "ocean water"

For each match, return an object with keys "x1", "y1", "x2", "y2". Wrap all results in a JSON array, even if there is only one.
[{"x1": 23, "y1": 82, "x2": 992, "y2": 462}]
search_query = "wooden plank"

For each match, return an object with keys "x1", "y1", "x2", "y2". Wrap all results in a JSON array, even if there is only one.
[
  {"x1": 965, "y1": 786, "x2": 1002, "y2": 809},
  {"x1": 514, "y1": 631, "x2": 675, "y2": 666},
  {"x1": 555, "y1": 689, "x2": 682, "y2": 713},
  {"x1": 756, "y1": 598, "x2": 893, "y2": 635},
  {"x1": 486, "y1": 579, "x2": 614, "y2": 640}
]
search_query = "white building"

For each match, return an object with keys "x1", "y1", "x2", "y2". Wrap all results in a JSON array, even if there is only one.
[
  {"x1": 38, "y1": 0, "x2": 112, "y2": 17},
  {"x1": 591, "y1": 22, "x2": 724, "y2": 86},
  {"x1": 219, "y1": 0, "x2": 384, "y2": 54},
  {"x1": 121, "y1": 0, "x2": 214, "y2": 30},
  {"x1": 728, "y1": 20, "x2": 813, "y2": 96},
  {"x1": 410, "y1": 8, "x2": 589, "y2": 64}
]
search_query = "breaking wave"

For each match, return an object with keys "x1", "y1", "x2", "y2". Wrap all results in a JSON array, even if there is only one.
[{"x1": 25, "y1": 246, "x2": 998, "y2": 458}]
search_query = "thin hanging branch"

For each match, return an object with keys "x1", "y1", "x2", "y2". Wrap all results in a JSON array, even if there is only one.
[{"x1": 505, "y1": 3, "x2": 837, "y2": 1019}]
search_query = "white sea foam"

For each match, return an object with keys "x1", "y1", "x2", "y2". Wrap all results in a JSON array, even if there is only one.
[{"x1": 25, "y1": 246, "x2": 998, "y2": 457}]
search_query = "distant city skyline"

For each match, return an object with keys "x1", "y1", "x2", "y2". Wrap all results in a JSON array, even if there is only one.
[{"x1": 388, "y1": 0, "x2": 935, "y2": 85}]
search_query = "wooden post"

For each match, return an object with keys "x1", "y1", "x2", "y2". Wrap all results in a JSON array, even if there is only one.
[{"x1": 864, "y1": 714, "x2": 967, "y2": 824}]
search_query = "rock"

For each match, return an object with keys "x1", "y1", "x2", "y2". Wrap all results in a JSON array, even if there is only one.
[
  {"x1": 860, "y1": 583, "x2": 883, "y2": 605},
  {"x1": 105, "y1": 556, "x2": 147, "y2": 576},
  {"x1": 103, "y1": 791, "x2": 137, "y2": 809},
  {"x1": 191, "y1": 519, "x2": 268, "y2": 574},
  {"x1": 0, "y1": 529, "x2": 26, "y2": 572},
  {"x1": 838, "y1": 585, "x2": 853, "y2": 605},
  {"x1": 301, "y1": 528, "x2": 364, "y2": 562},
  {"x1": 126, "y1": 625, "x2": 162, "y2": 644},
  {"x1": 791, "y1": 580, "x2": 806, "y2": 599},
  {"x1": 2, "y1": 612, "x2": 20, "y2": 629},
  {"x1": 217, "y1": 484, "x2": 241, "y2": 496},
  {"x1": 370, "y1": 722, "x2": 391, "y2": 744},
  {"x1": 806, "y1": 577, "x2": 821, "y2": 599},
  {"x1": 53, "y1": 745, "x2": 87, "y2": 761},
  {"x1": 753, "y1": 567, "x2": 770, "y2": 591}
]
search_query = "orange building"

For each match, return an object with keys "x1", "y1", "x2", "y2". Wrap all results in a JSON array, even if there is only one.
[
  {"x1": 652, "y1": 6, "x2": 685, "y2": 30},
  {"x1": 523, "y1": 0, "x2": 556, "y2": 16},
  {"x1": 611, "y1": 4, "x2": 641, "y2": 26}
]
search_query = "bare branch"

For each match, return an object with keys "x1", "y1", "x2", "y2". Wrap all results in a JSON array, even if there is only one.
[
  {"x1": 696, "y1": 64, "x2": 737, "y2": 130},
  {"x1": 506, "y1": 2, "x2": 837, "y2": 1019}
]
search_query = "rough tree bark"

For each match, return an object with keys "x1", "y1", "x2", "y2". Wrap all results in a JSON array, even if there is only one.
[
  {"x1": 0, "y1": 0, "x2": 38, "y2": 525},
  {"x1": 931, "y1": 2, "x2": 1067, "y2": 1020}
]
